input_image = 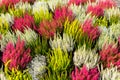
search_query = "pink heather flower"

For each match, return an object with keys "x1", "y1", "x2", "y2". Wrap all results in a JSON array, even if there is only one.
[
  {"x1": 54, "y1": 6, "x2": 74, "y2": 23},
  {"x1": 71, "y1": 66, "x2": 100, "y2": 80},
  {"x1": 0, "y1": 0, "x2": 35, "y2": 8},
  {"x1": 82, "y1": 19, "x2": 101, "y2": 41},
  {"x1": 100, "y1": 44, "x2": 120, "y2": 69},
  {"x1": 86, "y1": 5, "x2": 104, "y2": 17},
  {"x1": 98, "y1": 0, "x2": 116, "y2": 9},
  {"x1": 2, "y1": 37, "x2": 32, "y2": 70},
  {"x1": 12, "y1": 13, "x2": 36, "y2": 32},
  {"x1": 37, "y1": 19, "x2": 62, "y2": 39},
  {"x1": 68, "y1": 0, "x2": 95, "y2": 5}
]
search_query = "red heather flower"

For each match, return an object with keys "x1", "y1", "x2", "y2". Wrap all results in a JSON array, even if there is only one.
[
  {"x1": 98, "y1": 0, "x2": 116, "y2": 9},
  {"x1": 71, "y1": 66, "x2": 100, "y2": 80},
  {"x1": 86, "y1": 5, "x2": 104, "y2": 17},
  {"x1": 82, "y1": 19, "x2": 101, "y2": 41},
  {"x1": 2, "y1": 37, "x2": 32, "y2": 70},
  {"x1": 54, "y1": 6, "x2": 74, "y2": 23},
  {"x1": 100, "y1": 44, "x2": 120, "y2": 69},
  {"x1": 12, "y1": 13, "x2": 36, "y2": 32},
  {"x1": 68, "y1": 0, "x2": 95, "y2": 5},
  {"x1": 37, "y1": 19, "x2": 62, "y2": 39}
]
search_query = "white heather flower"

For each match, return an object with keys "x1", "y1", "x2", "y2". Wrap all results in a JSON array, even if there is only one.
[
  {"x1": 105, "y1": 7, "x2": 120, "y2": 21},
  {"x1": 49, "y1": 33, "x2": 74, "y2": 52},
  {"x1": 0, "y1": 67, "x2": 6, "y2": 80},
  {"x1": 109, "y1": 23, "x2": 120, "y2": 39},
  {"x1": 73, "y1": 45, "x2": 99, "y2": 69},
  {"x1": 27, "y1": 55, "x2": 46, "y2": 80},
  {"x1": 101, "y1": 66, "x2": 120, "y2": 80},
  {"x1": 16, "y1": 28, "x2": 38, "y2": 45},
  {"x1": 70, "y1": 4, "x2": 94, "y2": 23},
  {"x1": 0, "y1": 31, "x2": 17, "y2": 51},
  {"x1": 98, "y1": 27, "x2": 115, "y2": 49},
  {"x1": 15, "y1": 2, "x2": 32, "y2": 12},
  {"x1": 47, "y1": 0, "x2": 68, "y2": 11},
  {"x1": 32, "y1": 1, "x2": 48, "y2": 14}
]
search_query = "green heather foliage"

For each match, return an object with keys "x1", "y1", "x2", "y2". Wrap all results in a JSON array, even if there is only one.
[
  {"x1": 4, "y1": 61, "x2": 32, "y2": 80},
  {"x1": 48, "y1": 48, "x2": 71, "y2": 72},
  {"x1": 26, "y1": 37, "x2": 48, "y2": 57},
  {"x1": 0, "y1": 13, "x2": 13, "y2": 35},
  {"x1": 8, "y1": 2, "x2": 32, "y2": 17}
]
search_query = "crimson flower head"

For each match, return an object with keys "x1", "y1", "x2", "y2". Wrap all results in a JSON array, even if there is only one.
[
  {"x1": 98, "y1": 0, "x2": 116, "y2": 9},
  {"x1": 71, "y1": 66, "x2": 100, "y2": 80},
  {"x1": 2, "y1": 37, "x2": 32, "y2": 70},
  {"x1": 37, "y1": 19, "x2": 62, "y2": 39},
  {"x1": 54, "y1": 6, "x2": 74, "y2": 23},
  {"x1": 12, "y1": 13, "x2": 36, "y2": 32},
  {"x1": 86, "y1": 5, "x2": 104, "y2": 17},
  {"x1": 100, "y1": 44, "x2": 120, "y2": 69},
  {"x1": 68, "y1": 0, "x2": 95, "y2": 5},
  {"x1": 82, "y1": 19, "x2": 101, "y2": 41}
]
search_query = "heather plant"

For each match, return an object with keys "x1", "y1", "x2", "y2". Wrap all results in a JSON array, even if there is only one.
[
  {"x1": 109, "y1": 23, "x2": 120, "y2": 39},
  {"x1": 49, "y1": 33, "x2": 75, "y2": 52},
  {"x1": 32, "y1": 1, "x2": 52, "y2": 25},
  {"x1": 48, "y1": 48, "x2": 71, "y2": 72},
  {"x1": 100, "y1": 66, "x2": 120, "y2": 80},
  {"x1": 71, "y1": 66, "x2": 100, "y2": 80},
  {"x1": 104, "y1": 7, "x2": 120, "y2": 25},
  {"x1": 26, "y1": 36, "x2": 48, "y2": 56},
  {"x1": 99, "y1": 44, "x2": 120, "y2": 69},
  {"x1": 0, "y1": 31, "x2": 17, "y2": 51},
  {"x1": 4, "y1": 64, "x2": 32, "y2": 80},
  {"x1": 37, "y1": 19, "x2": 62, "y2": 39},
  {"x1": 42, "y1": 48, "x2": 72, "y2": 80},
  {"x1": 97, "y1": 27, "x2": 115, "y2": 49},
  {"x1": 27, "y1": 55, "x2": 46, "y2": 80},
  {"x1": 8, "y1": 2, "x2": 32, "y2": 17},
  {"x1": 2, "y1": 37, "x2": 32, "y2": 70},
  {"x1": 12, "y1": 13, "x2": 36, "y2": 32},
  {"x1": 73, "y1": 45, "x2": 99, "y2": 69},
  {"x1": 47, "y1": 0, "x2": 68, "y2": 11},
  {"x1": 70, "y1": 4, "x2": 90, "y2": 23},
  {"x1": 16, "y1": 28, "x2": 38, "y2": 46},
  {"x1": 0, "y1": 13, "x2": 13, "y2": 35}
]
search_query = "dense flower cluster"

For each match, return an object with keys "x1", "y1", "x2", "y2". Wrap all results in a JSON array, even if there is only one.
[
  {"x1": 86, "y1": 5, "x2": 104, "y2": 17},
  {"x1": 0, "y1": 0, "x2": 120, "y2": 80},
  {"x1": 2, "y1": 37, "x2": 32, "y2": 70},
  {"x1": 82, "y1": 19, "x2": 101, "y2": 41},
  {"x1": 100, "y1": 44, "x2": 120, "y2": 68},
  {"x1": 71, "y1": 66, "x2": 100, "y2": 80},
  {"x1": 12, "y1": 13, "x2": 35, "y2": 32}
]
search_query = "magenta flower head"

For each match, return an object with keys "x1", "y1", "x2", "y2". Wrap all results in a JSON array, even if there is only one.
[
  {"x1": 71, "y1": 66, "x2": 100, "y2": 80},
  {"x1": 12, "y1": 13, "x2": 36, "y2": 32},
  {"x1": 86, "y1": 5, "x2": 104, "y2": 17},
  {"x1": 54, "y1": 6, "x2": 74, "y2": 23},
  {"x1": 100, "y1": 44, "x2": 120, "y2": 69},
  {"x1": 82, "y1": 19, "x2": 101, "y2": 41},
  {"x1": 98, "y1": 0, "x2": 116, "y2": 9},
  {"x1": 2, "y1": 37, "x2": 32, "y2": 70}
]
